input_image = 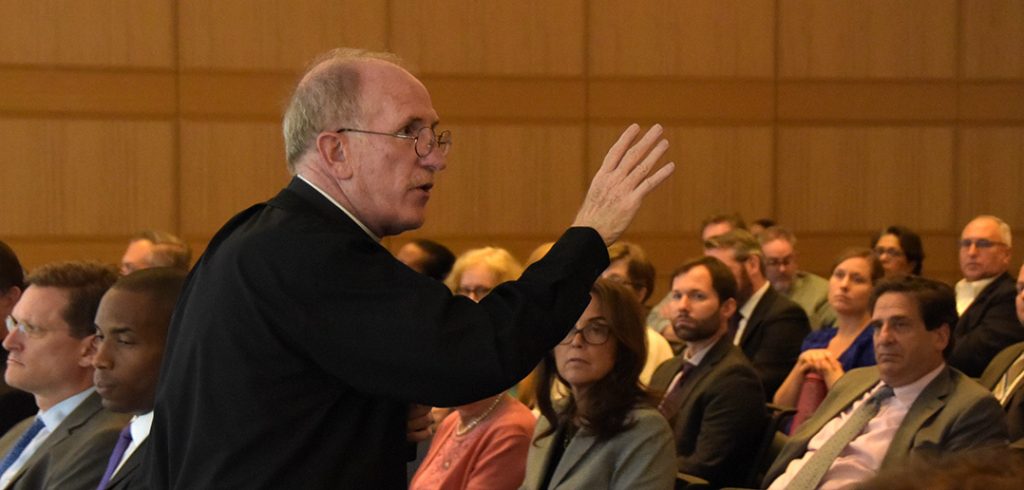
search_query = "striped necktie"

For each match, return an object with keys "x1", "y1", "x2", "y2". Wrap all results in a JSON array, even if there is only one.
[{"x1": 787, "y1": 385, "x2": 895, "y2": 490}]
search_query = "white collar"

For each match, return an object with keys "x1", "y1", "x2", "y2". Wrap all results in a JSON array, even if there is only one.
[
  {"x1": 739, "y1": 281, "x2": 771, "y2": 319},
  {"x1": 296, "y1": 175, "x2": 381, "y2": 242},
  {"x1": 889, "y1": 363, "x2": 946, "y2": 404},
  {"x1": 130, "y1": 411, "x2": 154, "y2": 444},
  {"x1": 683, "y1": 335, "x2": 720, "y2": 367},
  {"x1": 38, "y1": 387, "x2": 95, "y2": 431},
  {"x1": 955, "y1": 276, "x2": 998, "y2": 296}
]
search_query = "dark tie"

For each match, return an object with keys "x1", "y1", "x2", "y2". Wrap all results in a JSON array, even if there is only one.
[
  {"x1": 658, "y1": 362, "x2": 696, "y2": 420},
  {"x1": 787, "y1": 384, "x2": 895, "y2": 490},
  {"x1": 0, "y1": 417, "x2": 45, "y2": 476},
  {"x1": 96, "y1": 425, "x2": 132, "y2": 490}
]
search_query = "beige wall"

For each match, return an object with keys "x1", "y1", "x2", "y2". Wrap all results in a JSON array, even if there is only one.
[{"x1": 1, "y1": 0, "x2": 1022, "y2": 298}]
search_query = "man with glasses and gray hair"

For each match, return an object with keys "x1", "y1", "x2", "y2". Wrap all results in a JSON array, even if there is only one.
[
  {"x1": 950, "y1": 215, "x2": 1022, "y2": 377},
  {"x1": 146, "y1": 48, "x2": 674, "y2": 489}
]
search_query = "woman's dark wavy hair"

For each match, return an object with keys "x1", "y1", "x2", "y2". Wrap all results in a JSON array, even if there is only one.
[
  {"x1": 534, "y1": 278, "x2": 655, "y2": 443},
  {"x1": 871, "y1": 225, "x2": 925, "y2": 275}
]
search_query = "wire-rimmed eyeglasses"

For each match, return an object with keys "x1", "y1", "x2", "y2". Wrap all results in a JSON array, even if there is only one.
[{"x1": 335, "y1": 126, "x2": 452, "y2": 158}]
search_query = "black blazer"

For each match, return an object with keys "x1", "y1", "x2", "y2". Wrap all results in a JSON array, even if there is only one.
[
  {"x1": 739, "y1": 286, "x2": 810, "y2": 398},
  {"x1": 979, "y1": 341, "x2": 1024, "y2": 442},
  {"x1": 145, "y1": 178, "x2": 608, "y2": 489},
  {"x1": 951, "y1": 272, "x2": 1024, "y2": 377},
  {"x1": 649, "y1": 335, "x2": 767, "y2": 488}
]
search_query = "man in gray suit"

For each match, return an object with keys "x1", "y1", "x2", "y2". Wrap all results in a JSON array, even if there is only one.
[
  {"x1": 764, "y1": 276, "x2": 1007, "y2": 489},
  {"x1": 0, "y1": 261, "x2": 128, "y2": 490}
]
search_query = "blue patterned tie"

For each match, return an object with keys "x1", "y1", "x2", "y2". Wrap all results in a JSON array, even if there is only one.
[{"x1": 0, "y1": 417, "x2": 45, "y2": 476}]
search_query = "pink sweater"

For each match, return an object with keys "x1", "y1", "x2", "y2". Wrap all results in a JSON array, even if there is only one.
[{"x1": 410, "y1": 397, "x2": 536, "y2": 490}]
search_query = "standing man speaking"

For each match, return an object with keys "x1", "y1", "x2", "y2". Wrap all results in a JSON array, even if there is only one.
[{"x1": 146, "y1": 48, "x2": 675, "y2": 488}]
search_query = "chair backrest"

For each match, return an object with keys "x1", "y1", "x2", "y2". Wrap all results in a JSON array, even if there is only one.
[{"x1": 745, "y1": 403, "x2": 795, "y2": 487}]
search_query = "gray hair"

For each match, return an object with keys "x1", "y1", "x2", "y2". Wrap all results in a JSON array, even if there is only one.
[
  {"x1": 282, "y1": 48, "x2": 406, "y2": 173},
  {"x1": 971, "y1": 215, "x2": 1013, "y2": 247}
]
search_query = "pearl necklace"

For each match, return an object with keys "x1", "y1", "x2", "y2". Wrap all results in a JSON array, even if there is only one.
[{"x1": 455, "y1": 395, "x2": 503, "y2": 436}]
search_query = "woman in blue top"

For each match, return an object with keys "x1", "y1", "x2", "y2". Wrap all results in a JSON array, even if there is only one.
[{"x1": 773, "y1": 248, "x2": 884, "y2": 409}]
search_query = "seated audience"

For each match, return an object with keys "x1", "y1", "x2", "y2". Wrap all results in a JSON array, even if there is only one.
[
  {"x1": 395, "y1": 238, "x2": 456, "y2": 281},
  {"x1": 978, "y1": 263, "x2": 1024, "y2": 443},
  {"x1": 411, "y1": 247, "x2": 535, "y2": 489},
  {"x1": 522, "y1": 279, "x2": 675, "y2": 489},
  {"x1": 764, "y1": 276, "x2": 1008, "y2": 489},
  {"x1": 649, "y1": 256, "x2": 766, "y2": 487},
  {"x1": 774, "y1": 248, "x2": 883, "y2": 429},
  {"x1": 951, "y1": 215, "x2": 1022, "y2": 377},
  {"x1": 760, "y1": 226, "x2": 836, "y2": 330},
  {"x1": 92, "y1": 268, "x2": 187, "y2": 489},
  {"x1": 0, "y1": 241, "x2": 34, "y2": 436},
  {"x1": 704, "y1": 230, "x2": 810, "y2": 398},
  {"x1": 871, "y1": 225, "x2": 924, "y2": 278},
  {"x1": 601, "y1": 242, "x2": 676, "y2": 385},
  {"x1": 118, "y1": 230, "x2": 191, "y2": 275},
  {"x1": 0, "y1": 262, "x2": 128, "y2": 490}
]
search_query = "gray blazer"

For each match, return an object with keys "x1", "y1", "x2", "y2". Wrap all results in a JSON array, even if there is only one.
[
  {"x1": 0, "y1": 392, "x2": 129, "y2": 490},
  {"x1": 521, "y1": 406, "x2": 675, "y2": 490},
  {"x1": 763, "y1": 365, "x2": 1008, "y2": 487}
]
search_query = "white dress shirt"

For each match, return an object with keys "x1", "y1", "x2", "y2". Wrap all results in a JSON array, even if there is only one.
[
  {"x1": 955, "y1": 276, "x2": 997, "y2": 315},
  {"x1": 110, "y1": 411, "x2": 153, "y2": 478}
]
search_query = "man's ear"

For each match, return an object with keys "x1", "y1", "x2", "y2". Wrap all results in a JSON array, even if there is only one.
[
  {"x1": 315, "y1": 132, "x2": 354, "y2": 180},
  {"x1": 78, "y1": 334, "x2": 96, "y2": 367},
  {"x1": 720, "y1": 297, "x2": 738, "y2": 319}
]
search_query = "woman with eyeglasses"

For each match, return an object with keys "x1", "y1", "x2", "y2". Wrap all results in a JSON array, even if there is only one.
[
  {"x1": 410, "y1": 246, "x2": 535, "y2": 490},
  {"x1": 773, "y1": 248, "x2": 884, "y2": 431},
  {"x1": 871, "y1": 225, "x2": 924, "y2": 278},
  {"x1": 521, "y1": 279, "x2": 675, "y2": 490}
]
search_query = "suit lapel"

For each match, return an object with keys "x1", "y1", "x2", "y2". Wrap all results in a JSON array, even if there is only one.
[
  {"x1": 7, "y1": 393, "x2": 102, "y2": 486},
  {"x1": 882, "y1": 367, "x2": 951, "y2": 467},
  {"x1": 957, "y1": 272, "x2": 1011, "y2": 335},
  {"x1": 794, "y1": 369, "x2": 880, "y2": 442},
  {"x1": 550, "y1": 428, "x2": 598, "y2": 487},
  {"x1": 740, "y1": 287, "x2": 775, "y2": 346},
  {"x1": 669, "y1": 338, "x2": 732, "y2": 418},
  {"x1": 105, "y1": 439, "x2": 145, "y2": 489}
]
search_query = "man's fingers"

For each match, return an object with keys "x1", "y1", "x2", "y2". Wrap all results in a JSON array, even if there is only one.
[
  {"x1": 617, "y1": 125, "x2": 665, "y2": 176},
  {"x1": 632, "y1": 161, "x2": 675, "y2": 198},
  {"x1": 599, "y1": 123, "x2": 641, "y2": 173}
]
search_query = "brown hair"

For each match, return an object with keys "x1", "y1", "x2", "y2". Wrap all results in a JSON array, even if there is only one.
[
  {"x1": 535, "y1": 278, "x2": 654, "y2": 442},
  {"x1": 26, "y1": 261, "x2": 117, "y2": 338},
  {"x1": 607, "y1": 241, "x2": 656, "y2": 303}
]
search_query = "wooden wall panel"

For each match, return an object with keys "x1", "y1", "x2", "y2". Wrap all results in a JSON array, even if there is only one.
[
  {"x1": 0, "y1": 0, "x2": 174, "y2": 68},
  {"x1": 421, "y1": 124, "x2": 585, "y2": 237},
  {"x1": 777, "y1": 127, "x2": 955, "y2": 232},
  {"x1": 179, "y1": 121, "x2": 291, "y2": 237},
  {"x1": 178, "y1": 0, "x2": 388, "y2": 71},
  {"x1": 589, "y1": 0, "x2": 775, "y2": 78},
  {"x1": 587, "y1": 125, "x2": 774, "y2": 234},
  {"x1": 957, "y1": 128, "x2": 1024, "y2": 227},
  {"x1": 0, "y1": 68, "x2": 176, "y2": 116},
  {"x1": 390, "y1": 0, "x2": 585, "y2": 76},
  {"x1": 589, "y1": 80, "x2": 774, "y2": 122},
  {"x1": 962, "y1": 0, "x2": 1024, "y2": 78},
  {"x1": 779, "y1": 0, "x2": 957, "y2": 78},
  {"x1": 0, "y1": 118, "x2": 175, "y2": 235}
]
